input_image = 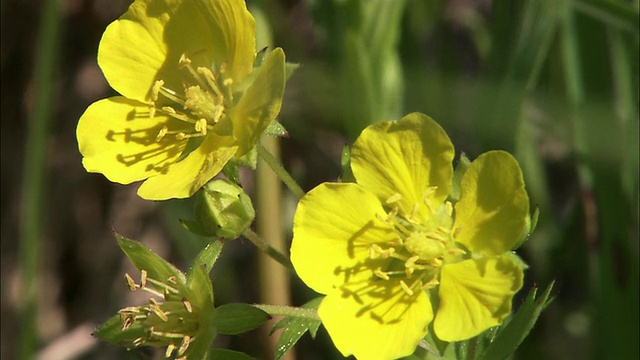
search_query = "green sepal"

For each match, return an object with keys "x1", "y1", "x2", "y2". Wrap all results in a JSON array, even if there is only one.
[
  {"x1": 477, "y1": 281, "x2": 556, "y2": 360},
  {"x1": 339, "y1": 143, "x2": 356, "y2": 183},
  {"x1": 504, "y1": 251, "x2": 529, "y2": 271},
  {"x1": 194, "y1": 179, "x2": 256, "y2": 240},
  {"x1": 272, "y1": 297, "x2": 323, "y2": 360},
  {"x1": 213, "y1": 303, "x2": 270, "y2": 335},
  {"x1": 187, "y1": 263, "x2": 215, "y2": 307},
  {"x1": 232, "y1": 146, "x2": 258, "y2": 170},
  {"x1": 448, "y1": 152, "x2": 472, "y2": 202},
  {"x1": 115, "y1": 232, "x2": 186, "y2": 285},
  {"x1": 222, "y1": 162, "x2": 241, "y2": 184},
  {"x1": 92, "y1": 314, "x2": 146, "y2": 347},
  {"x1": 254, "y1": 46, "x2": 268, "y2": 68},
  {"x1": 265, "y1": 119, "x2": 289, "y2": 137},
  {"x1": 421, "y1": 322, "x2": 450, "y2": 358},
  {"x1": 285, "y1": 62, "x2": 300, "y2": 80},
  {"x1": 187, "y1": 239, "x2": 224, "y2": 279},
  {"x1": 209, "y1": 348, "x2": 255, "y2": 360}
]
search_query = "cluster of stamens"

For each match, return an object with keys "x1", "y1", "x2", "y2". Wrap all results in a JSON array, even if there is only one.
[
  {"x1": 150, "y1": 53, "x2": 235, "y2": 143},
  {"x1": 369, "y1": 187, "x2": 467, "y2": 296},
  {"x1": 119, "y1": 270, "x2": 199, "y2": 359}
]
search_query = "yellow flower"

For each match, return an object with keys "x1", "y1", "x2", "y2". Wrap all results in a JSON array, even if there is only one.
[
  {"x1": 290, "y1": 113, "x2": 530, "y2": 360},
  {"x1": 77, "y1": 0, "x2": 285, "y2": 200}
]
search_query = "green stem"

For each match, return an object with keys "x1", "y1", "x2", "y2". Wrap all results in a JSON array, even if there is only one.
[
  {"x1": 256, "y1": 142, "x2": 305, "y2": 199},
  {"x1": 20, "y1": 0, "x2": 61, "y2": 357},
  {"x1": 242, "y1": 228, "x2": 293, "y2": 271},
  {"x1": 253, "y1": 304, "x2": 320, "y2": 321}
]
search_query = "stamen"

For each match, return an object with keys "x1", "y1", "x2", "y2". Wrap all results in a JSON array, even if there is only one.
[
  {"x1": 150, "y1": 329, "x2": 186, "y2": 339},
  {"x1": 178, "y1": 54, "x2": 209, "y2": 91},
  {"x1": 197, "y1": 67, "x2": 224, "y2": 99},
  {"x1": 140, "y1": 270, "x2": 148, "y2": 288},
  {"x1": 400, "y1": 280, "x2": 414, "y2": 296},
  {"x1": 165, "y1": 343, "x2": 176, "y2": 358},
  {"x1": 445, "y1": 201, "x2": 453, "y2": 216},
  {"x1": 374, "y1": 269, "x2": 390, "y2": 280},
  {"x1": 132, "y1": 337, "x2": 145, "y2": 346},
  {"x1": 195, "y1": 118, "x2": 208, "y2": 136},
  {"x1": 156, "y1": 126, "x2": 168, "y2": 142},
  {"x1": 178, "y1": 335, "x2": 191, "y2": 356},
  {"x1": 160, "y1": 107, "x2": 193, "y2": 123},
  {"x1": 125, "y1": 273, "x2": 137, "y2": 291},
  {"x1": 386, "y1": 193, "x2": 402, "y2": 205},
  {"x1": 176, "y1": 132, "x2": 205, "y2": 140},
  {"x1": 149, "y1": 303, "x2": 169, "y2": 322},
  {"x1": 182, "y1": 298, "x2": 193, "y2": 313},
  {"x1": 151, "y1": 80, "x2": 164, "y2": 102},
  {"x1": 149, "y1": 106, "x2": 157, "y2": 118},
  {"x1": 159, "y1": 87, "x2": 186, "y2": 105}
]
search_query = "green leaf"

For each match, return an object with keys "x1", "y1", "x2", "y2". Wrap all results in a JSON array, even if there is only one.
[
  {"x1": 92, "y1": 314, "x2": 144, "y2": 346},
  {"x1": 339, "y1": 143, "x2": 355, "y2": 183},
  {"x1": 222, "y1": 162, "x2": 241, "y2": 184},
  {"x1": 115, "y1": 232, "x2": 186, "y2": 285},
  {"x1": 188, "y1": 239, "x2": 224, "y2": 278},
  {"x1": 213, "y1": 304, "x2": 270, "y2": 335},
  {"x1": 264, "y1": 119, "x2": 289, "y2": 137},
  {"x1": 273, "y1": 297, "x2": 322, "y2": 360},
  {"x1": 209, "y1": 348, "x2": 254, "y2": 360},
  {"x1": 477, "y1": 281, "x2": 555, "y2": 360}
]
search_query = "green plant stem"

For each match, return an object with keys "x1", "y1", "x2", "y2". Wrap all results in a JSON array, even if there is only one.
[
  {"x1": 253, "y1": 304, "x2": 320, "y2": 321},
  {"x1": 242, "y1": 228, "x2": 293, "y2": 271},
  {"x1": 256, "y1": 142, "x2": 305, "y2": 199},
  {"x1": 19, "y1": 0, "x2": 61, "y2": 357}
]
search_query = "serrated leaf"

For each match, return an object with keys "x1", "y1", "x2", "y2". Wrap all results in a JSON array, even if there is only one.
[
  {"x1": 264, "y1": 119, "x2": 289, "y2": 137},
  {"x1": 273, "y1": 297, "x2": 323, "y2": 360},
  {"x1": 213, "y1": 304, "x2": 270, "y2": 335},
  {"x1": 115, "y1": 232, "x2": 186, "y2": 285},
  {"x1": 188, "y1": 239, "x2": 224, "y2": 279},
  {"x1": 478, "y1": 281, "x2": 555, "y2": 360},
  {"x1": 209, "y1": 348, "x2": 255, "y2": 360}
]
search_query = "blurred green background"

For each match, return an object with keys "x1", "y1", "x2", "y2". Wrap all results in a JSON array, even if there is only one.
[{"x1": 1, "y1": 0, "x2": 638, "y2": 359}]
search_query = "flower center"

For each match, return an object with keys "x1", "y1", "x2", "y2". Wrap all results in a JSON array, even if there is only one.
[
  {"x1": 369, "y1": 190, "x2": 468, "y2": 296},
  {"x1": 120, "y1": 270, "x2": 200, "y2": 357},
  {"x1": 150, "y1": 54, "x2": 235, "y2": 142}
]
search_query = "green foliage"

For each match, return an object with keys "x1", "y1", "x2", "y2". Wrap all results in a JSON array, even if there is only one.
[
  {"x1": 272, "y1": 297, "x2": 323, "y2": 360},
  {"x1": 212, "y1": 304, "x2": 270, "y2": 335}
]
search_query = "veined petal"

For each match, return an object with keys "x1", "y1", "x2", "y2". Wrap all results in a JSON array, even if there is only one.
[
  {"x1": 77, "y1": 97, "x2": 185, "y2": 184},
  {"x1": 194, "y1": 0, "x2": 256, "y2": 81},
  {"x1": 351, "y1": 113, "x2": 454, "y2": 220},
  {"x1": 291, "y1": 183, "x2": 397, "y2": 295},
  {"x1": 99, "y1": 0, "x2": 254, "y2": 102},
  {"x1": 319, "y1": 281, "x2": 432, "y2": 360},
  {"x1": 229, "y1": 48, "x2": 285, "y2": 156},
  {"x1": 453, "y1": 151, "x2": 530, "y2": 255},
  {"x1": 137, "y1": 133, "x2": 238, "y2": 200},
  {"x1": 434, "y1": 256, "x2": 523, "y2": 341}
]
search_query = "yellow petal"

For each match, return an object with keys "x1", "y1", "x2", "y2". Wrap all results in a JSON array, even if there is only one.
[
  {"x1": 137, "y1": 133, "x2": 238, "y2": 200},
  {"x1": 98, "y1": 0, "x2": 255, "y2": 102},
  {"x1": 319, "y1": 281, "x2": 432, "y2": 360},
  {"x1": 351, "y1": 113, "x2": 454, "y2": 220},
  {"x1": 453, "y1": 151, "x2": 530, "y2": 255},
  {"x1": 194, "y1": 0, "x2": 256, "y2": 81},
  {"x1": 291, "y1": 183, "x2": 397, "y2": 295},
  {"x1": 77, "y1": 97, "x2": 185, "y2": 184},
  {"x1": 229, "y1": 48, "x2": 285, "y2": 156},
  {"x1": 434, "y1": 256, "x2": 524, "y2": 341}
]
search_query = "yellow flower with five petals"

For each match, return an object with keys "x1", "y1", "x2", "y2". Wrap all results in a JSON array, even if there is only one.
[
  {"x1": 291, "y1": 113, "x2": 531, "y2": 360},
  {"x1": 77, "y1": 0, "x2": 285, "y2": 200}
]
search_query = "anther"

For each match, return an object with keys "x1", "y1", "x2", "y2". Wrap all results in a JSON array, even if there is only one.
[
  {"x1": 386, "y1": 193, "x2": 402, "y2": 204},
  {"x1": 178, "y1": 54, "x2": 191, "y2": 68},
  {"x1": 165, "y1": 343, "x2": 176, "y2": 358},
  {"x1": 125, "y1": 273, "x2": 137, "y2": 291},
  {"x1": 132, "y1": 337, "x2": 145, "y2": 346},
  {"x1": 374, "y1": 269, "x2": 390, "y2": 280},
  {"x1": 178, "y1": 335, "x2": 191, "y2": 356},
  {"x1": 150, "y1": 303, "x2": 169, "y2": 322},
  {"x1": 156, "y1": 126, "x2": 168, "y2": 142},
  {"x1": 140, "y1": 270, "x2": 148, "y2": 288},
  {"x1": 195, "y1": 118, "x2": 208, "y2": 135},
  {"x1": 400, "y1": 280, "x2": 414, "y2": 296},
  {"x1": 182, "y1": 298, "x2": 193, "y2": 313},
  {"x1": 152, "y1": 80, "x2": 165, "y2": 102}
]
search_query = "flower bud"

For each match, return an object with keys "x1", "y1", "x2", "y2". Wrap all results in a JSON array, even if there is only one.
[{"x1": 196, "y1": 179, "x2": 255, "y2": 240}]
